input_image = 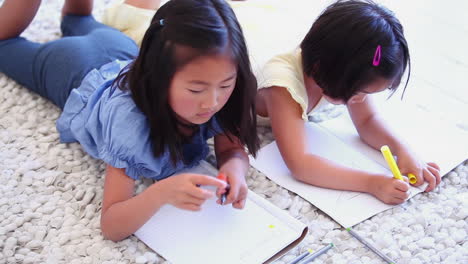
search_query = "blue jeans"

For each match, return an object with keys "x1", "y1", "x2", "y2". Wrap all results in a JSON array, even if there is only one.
[{"x1": 0, "y1": 15, "x2": 138, "y2": 109}]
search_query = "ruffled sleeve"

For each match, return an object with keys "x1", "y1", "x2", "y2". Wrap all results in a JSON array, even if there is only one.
[
  {"x1": 58, "y1": 66, "x2": 219, "y2": 180},
  {"x1": 61, "y1": 81, "x2": 167, "y2": 180},
  {"x1": 88, "y1": 88, "x2": 168, "y2": 180}
]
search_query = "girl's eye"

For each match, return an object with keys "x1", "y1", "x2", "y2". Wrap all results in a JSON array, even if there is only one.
[
  {"x1": 188, "y1": 89, "x2": 203, "y2": 94},
  {"x1": 221, "y1": 84, "x2": 234, "y2": 89}
]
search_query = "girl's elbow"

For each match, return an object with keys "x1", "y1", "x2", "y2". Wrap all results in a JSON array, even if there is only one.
[
  {"x1": 101, "y1": 219, "x2": 127, "y2": 242},
  {"x1": 286, "y1": 162, "x2": 307, "y2": 182},
  {"x1": 101, "y1": 233, "x2": 119, "y2": 243},
  {"x1": 286, "y1": 155, "x2": 319, "y2": 183},
  {"x1": 291, "y1": 170, "x2": 308, "y2": 182},
  {"x1": 101, "y1": 229, "x2": 126, "y2": 243}
]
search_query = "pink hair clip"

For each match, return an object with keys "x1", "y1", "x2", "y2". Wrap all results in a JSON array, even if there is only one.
[{"x1": 373, "y1": 45, "x2": 381, "y2": 66}]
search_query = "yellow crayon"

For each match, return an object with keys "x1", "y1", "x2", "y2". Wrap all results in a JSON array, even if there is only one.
[
  {"x1": 380, "y1": 145, "x2": 418, "y2": 184},
  {"x1": 380, "y1": 145, "x2": 404, "y2": 181},
  {"x1": 407, "y1": 173, "x2": 417, "y2": 184}
]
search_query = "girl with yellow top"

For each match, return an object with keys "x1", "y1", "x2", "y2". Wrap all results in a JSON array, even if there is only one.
[{"x1": 256, "y1": 0, "x2": 440, "y2": 205}]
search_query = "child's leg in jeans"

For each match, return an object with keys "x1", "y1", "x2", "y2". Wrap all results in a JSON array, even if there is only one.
[
  {"x1": 0, "y1": 16, "x2": 138, "y2": 109},
  {"x1": 42, "y1": 15, "x2": 138, "y2": 108},
  {"x1": 0, "y1": 0, "x2": 42, "y2": 40},
  {"x1": 60, "y1": 14, "x2": 109, "y2": 37},
  {"x1": 0, "y1": 38, "x2": 41, "y2": 90},
  {"x1": 0, "y1": 36, "x2": 86, "y2": 108}
]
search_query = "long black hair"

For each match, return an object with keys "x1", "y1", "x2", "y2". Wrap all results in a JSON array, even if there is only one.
[
  {"x1": 114, "y1": 0, "x2": 259, "y2": 163},
  {"x1": 300, "y1": 0, "x2": 410, "y2": 102}
]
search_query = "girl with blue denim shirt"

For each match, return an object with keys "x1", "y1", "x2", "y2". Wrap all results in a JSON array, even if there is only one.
[{"x1": 0, "y1": 0, "x2": 259, "y2": 241}]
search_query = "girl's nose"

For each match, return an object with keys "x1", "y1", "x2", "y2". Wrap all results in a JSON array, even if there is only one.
[{"x1": 201, "y1": 90, "x2": 218, "y2": 109}]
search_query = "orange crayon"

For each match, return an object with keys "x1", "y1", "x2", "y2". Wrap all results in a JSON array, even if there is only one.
[{"x1": 217, "y1": 173, "x2": 230, "y2": 205}]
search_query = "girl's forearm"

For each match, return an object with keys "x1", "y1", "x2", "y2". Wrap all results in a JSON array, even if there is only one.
[
  {"x1": 288, "y1": 153, "x2": 376, "y2": 193},
  {"x1": 217, "y1": 148, "x2": 249, "y2": 175},
  {"x1": 356, "y1": 114, "x2": 406, "y2": 153},
  {"x1": 100, "y1": 182, "x2": 166, "y2": 242}
]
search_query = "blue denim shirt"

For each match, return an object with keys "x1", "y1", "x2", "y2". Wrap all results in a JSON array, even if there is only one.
[{"x1": 56, "y1": 60, "x2": 222, "y2": 180}]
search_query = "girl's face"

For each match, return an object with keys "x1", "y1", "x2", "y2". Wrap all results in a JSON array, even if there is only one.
[
  {"x1": 323, "y1": 78, "x2": 393, "y2": 105},
  {"x1": 168, "y1": 53, "x2": 237, "y2": 125}
]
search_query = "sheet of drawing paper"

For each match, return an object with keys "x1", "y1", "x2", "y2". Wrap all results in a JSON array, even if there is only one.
[
  {"x1": 250, "y1": 103, "x2": 467, "y2": 228},
  {"x1": 250, "y1": 123, "x2": 423, "y2": 228},
  {"x1": 318, "y1": 102, "x2": 468, "y2": 177},
  {"x1": 134, "y1": 162, "x2": 307, "y2": 264}
]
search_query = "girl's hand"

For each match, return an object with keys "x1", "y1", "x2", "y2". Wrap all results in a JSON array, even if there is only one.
[
  {"x1": 158, "y1": 173, "x2": 227, "y2": 211},
  {"x1": 369, "y1": 174, "x2": 410, "y2": 205},
  {"x1": 216, "y1": 170, "x2": 248, "y2": 209},
  {"x1": 213, "y1": 132, "x2": 250, "y2": 209},
  {"x1": 396, "y1": 149, "x2": 441, "y2": 192}
]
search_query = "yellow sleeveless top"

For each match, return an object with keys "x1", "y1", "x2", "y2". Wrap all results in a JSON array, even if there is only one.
[{"x1": 257, "y1": 49, "x2": 330, "y2": 123}]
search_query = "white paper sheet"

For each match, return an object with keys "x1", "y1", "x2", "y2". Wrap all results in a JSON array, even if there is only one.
[
  {"x1": 250, "y1": 103, "x2": 468, "y2": 228},
  {"x1": 134, "y1": 161, "x2": 307, "y2": 264},
  {"x1": 319, "y1": 103, "x2": 468, "y2": 176}
]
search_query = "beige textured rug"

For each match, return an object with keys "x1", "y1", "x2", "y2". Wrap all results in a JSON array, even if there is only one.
[{"x1": 0, "y1": 1, "x2": 467, "y2": 263}]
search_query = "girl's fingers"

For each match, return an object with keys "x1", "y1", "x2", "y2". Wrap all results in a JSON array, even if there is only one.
[
  {"x1": 185, "y1": 194, "x2": 206, "y2": 205},
  {"x1": 427, "y1": 164, "x2": 441, "y2": 185},
  {"x1": 216, "y1": 187, "x2": 223, "y2": 196},
  {"x1": 173, "y1": 193, "x2": 206, "y2": 207},
  {"x1": 179, "y1": 203, "x2": 202, "y2": 211},
  {"x1": 225, "y1": 180, "x2": 247, "y2": 206},
  {"x1": 235, "y1": 186, "x2": 248, "y2": 204},
  {"x1": 389, "y1": 196, "x2": 406, "y2": 205},
  {"x1": 394, "y1": 179, "x2": 409, "y2": 192},
  {"x1": 393, "y1": 187, "x2": 409, "y2": 200},
  {"x1": 231, "y1": 185, "x2": 248, "y2": 208},
  {"x1": 191, "y1": 174, "x2": 227, "y2": 190},
  {"x1": 224, "y1": 183, "x2": 238, "y2": 205},
  {"x1": 188, "y1": 174, "x2": 227, "y2": 199},
  {"x1": 189, "y1": 186, "x2": 216, "y2": 200},
  {"x1": 413, "y1": 172, "x2": 424, "y2": 186},
  {"x1": 423, "y1": 168, "x2": 437, "y2": 192},
  {"x1": 427, "y1": 162, "x2": 440, "y2": 171},
  {"x1": 232, "y1": 197, "x2": 246, "y2": 209},
  {"x1": 216, "y1": 185, "x2": 229, "y2": 196}
]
